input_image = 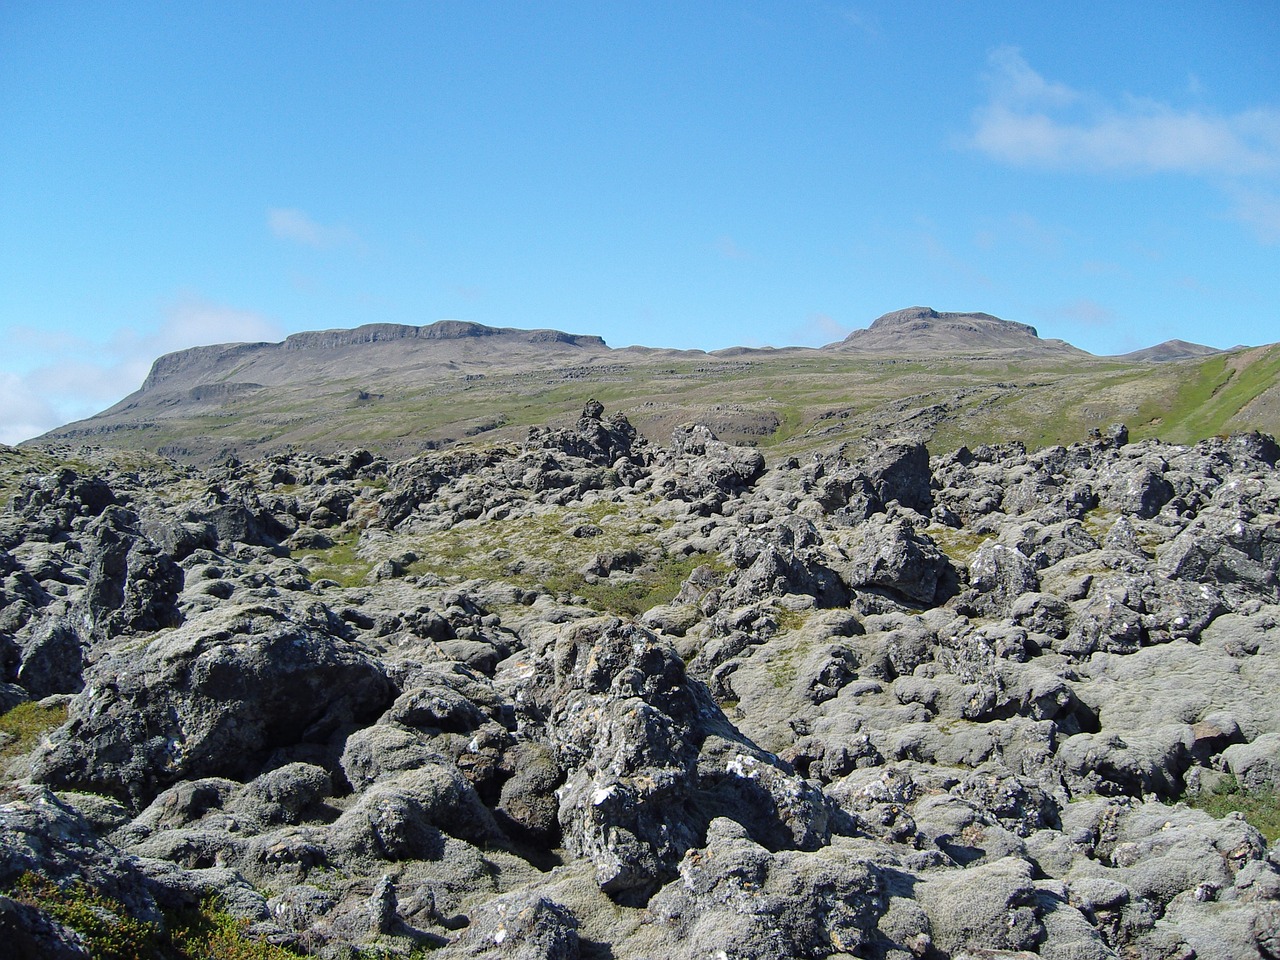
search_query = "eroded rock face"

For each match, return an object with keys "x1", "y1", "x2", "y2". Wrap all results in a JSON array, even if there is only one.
[{"x1": 2, "y1": 418, "x2": 1279, "y2": 958}]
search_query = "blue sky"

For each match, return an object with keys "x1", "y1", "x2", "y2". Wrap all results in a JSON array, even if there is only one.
[{"x1": 2, "y1": 1, "x2": 1278, "y2": 443}]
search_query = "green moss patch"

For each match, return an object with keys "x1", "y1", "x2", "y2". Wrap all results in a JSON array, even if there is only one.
[
  {"x1": 0, "y1": 700, "x2": 69, "y2": 762},
  {"x1": 6, "y1": 874, "x2": 306, "y2": 960},
  {"x1": 293, "y1": 532, "x2": 374, "y2": 587},
  {"x1": 1188, "y1": 774, "x2": 1280, "y2": 842}
]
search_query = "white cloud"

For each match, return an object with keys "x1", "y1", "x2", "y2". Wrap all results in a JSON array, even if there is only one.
[
  {"x1": 267, "y1": 207, "x2": 360, "y2": 249},
  {"x1": 790, "y1": 312, "x2": 851, "y2": 346},
  {"x1": 0, "y1": 372, "x2": 63, "y2": 446},
  {"x1": 152, "y1": 297, "x2": 283, "y2": 353},
  {"x1": 0, "y1": 298, "x2": 283, "y2": 446},
  {"x1": 714, "y1": 236, "x2": 754, "y2": 261},
  {"x1": 1228, "y1": 187, "x2": 1280, "y2": 244},
  {"x1": 983, "y1": 46, "x2": 1079, "y2": 109},
  {"x1": 970, "y1": 48, "x2": 1280, "y2": 177}
]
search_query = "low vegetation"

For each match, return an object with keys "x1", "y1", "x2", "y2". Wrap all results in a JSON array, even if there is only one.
[
  {"x1": 0, "y1": 700, "x2": 69, "y2": 762},
  {"x1": 543, "y1": 551, "x2": 726, "y2": 617},
  {"x1": 8, "y1": 875, "x2": 308, "y2": 960},
  {"x1": 925, "y1": 525, "x2": 996, "y2": 565},
  {"x1": 1188, "y1": 774, "x2": 1280, "y2": 842},
  {"x1": 9, "y1": 872, "x2": 162, "y2": 960},
  {"x1": 293, "y1": 531, "x2": 374, "y2": 588},
  {"x1": 5, "y1": 871, "x2": 437, "y2": 960}
]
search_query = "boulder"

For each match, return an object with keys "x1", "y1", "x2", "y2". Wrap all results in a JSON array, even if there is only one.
[{"x1": 32, "y1": 603, "x2": 394, "y2": 805}]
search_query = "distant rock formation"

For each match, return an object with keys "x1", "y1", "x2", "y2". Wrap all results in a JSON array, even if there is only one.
[{"x1": 138, "y1": 320, "x2": 609, "y2": 393}]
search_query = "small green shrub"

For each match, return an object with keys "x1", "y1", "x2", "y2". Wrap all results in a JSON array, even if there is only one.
[
  {"x1": 165, "y1": 898, "x2": 302, "y2": 959},
  {"x1": 1189, "y1": 774, "x2": 1280, "y2": 842},
  {"x1": 7, "y1": 875, "x2": 303, "y2": 960},
  {"x1": 11, "y1": 872, "x2": 160, "y2": 960},
  {"x1": 0, "y1": 700, "x2": 69, "y2": 761}
]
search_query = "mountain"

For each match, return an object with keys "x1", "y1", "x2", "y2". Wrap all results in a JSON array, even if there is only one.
[
  {"x1": 830, "y1": 306, "x2": 1085, "y2": 357},
  {"x1": 28, "y1": 309, "x2": 1280, "y2": 464},
  {"x1": 134, "y1": 320, "x2": 610, "y2": 394},
  {"x1": 1116, "y1": 338, "x2": 1222, "y2": 362}
]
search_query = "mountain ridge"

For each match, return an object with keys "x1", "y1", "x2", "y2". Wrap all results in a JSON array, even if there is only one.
[{"x1": 28, "y1": 308, "x2": 1280, "y2": 464}]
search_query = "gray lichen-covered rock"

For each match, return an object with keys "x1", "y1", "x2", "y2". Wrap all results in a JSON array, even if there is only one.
[
  {"x1": 31, "y1": 602, "x2": 394, "y2": 805},
  {"x1": 918, "y1": 856, "x2": 1045, "y2": 955},
  {"x1": 3, "y1": 423, "x2": 1280, "y2": 959},
  {"x1": 500, "y1": 616, "x2": 836, "y2": 902},
  {"x1": 647, "y1": 818, "x2": 887, "y2": 960},
  {"x1": 443, "y1": 892, "x2": 580, "y2": 960}
]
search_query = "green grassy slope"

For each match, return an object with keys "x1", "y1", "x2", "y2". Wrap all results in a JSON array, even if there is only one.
[{"x1": 23, "y1": 346, "x2": 1280, "y2": 464}]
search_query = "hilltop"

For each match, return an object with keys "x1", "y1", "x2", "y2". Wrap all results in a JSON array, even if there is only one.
[{"x1": 830, "y1": 306, "x2": 1084, "y2": 357}]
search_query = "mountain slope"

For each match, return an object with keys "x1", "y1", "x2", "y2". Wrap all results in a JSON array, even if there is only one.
[{"x1": 28, "y1": 311, "x2": 1280, "y2": 464}]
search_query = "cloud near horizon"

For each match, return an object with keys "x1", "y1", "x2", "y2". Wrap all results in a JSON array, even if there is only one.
[
  {"x1": 267, "y1": 207, "x2": 361, "y2": 249},
  {"x1": 0, "y1": 299, "x2": 282, "y2": 446},
  {"x1": 790, "y1": 312, "x2": 851, "y2": 346},
  {"x1": 970, "y1": 48, "x2": 1280, "y2": 178}
]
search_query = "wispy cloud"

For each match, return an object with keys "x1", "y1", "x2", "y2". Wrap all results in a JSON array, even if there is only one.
[
  {"x1": 790, "y1": 312, "x2": 851, "y2": 346},
  {"x1": 267, "y1": 207, "x2": 361, "y2": 249},
  {"x1": 0, "y1": 373, "x2": 63, "y2": 446},
  {"x1": 0, "y1": 298, "x2": 283, "y2": 446},
  {"x1": 152, "y1": 297, "x2": 283, "y2": 352},
  {"x1": 969, "y1": 47, "x2": 1280, "y2": 177},
  {"x1": 913, "y1": 217, "x2": 993, "y2": 289},
  {"x1": 974, "y1": 211, "x2": 1065, "y2": 257},
  {"x1": 1034, "y1": 298, "x2": 1117, "y2": 331},
  {"x1": 714, "y1": 236, "x2": 754, "y2": 261},
  {"x1": 1227, "y1": 187, "x2": 1280, "y2": 244},
  {"x1": 839, "y1": 8, "x2": 881, "y2": 39}
]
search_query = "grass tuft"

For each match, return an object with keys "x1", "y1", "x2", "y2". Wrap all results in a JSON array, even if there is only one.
[
  {"x1": 293, "y1": 532, "x2": 373, "y2": 587},
  {"x1": 545, "y1": 551, "x2": 727, "y2": 617},
  {"x1": 0, "y1": 700, "x2": 69, "y2": 761},
  {"x1": 1187, "y1": 774, "x2": 1280, "y2": 842}
]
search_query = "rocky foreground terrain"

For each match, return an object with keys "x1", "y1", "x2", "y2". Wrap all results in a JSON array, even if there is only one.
[{"x1": 3, "y1": 402, "x2": 1280, "y2": 958}]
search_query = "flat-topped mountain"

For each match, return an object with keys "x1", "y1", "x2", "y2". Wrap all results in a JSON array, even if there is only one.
[
  {"x1": 831, "y1": 306, "x2": 1084, "y2": 357},
  {"x1": 28, "y1": 309, "x2": 1280, "y2": 464},
  {"x1": 138, "y1": 320, "x2": 610, "y2": 394}
]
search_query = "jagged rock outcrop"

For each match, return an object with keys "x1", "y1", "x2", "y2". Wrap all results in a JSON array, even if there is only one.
[{"x1": 2, "y1": 412, "x2": 1279, "y2": 958}]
